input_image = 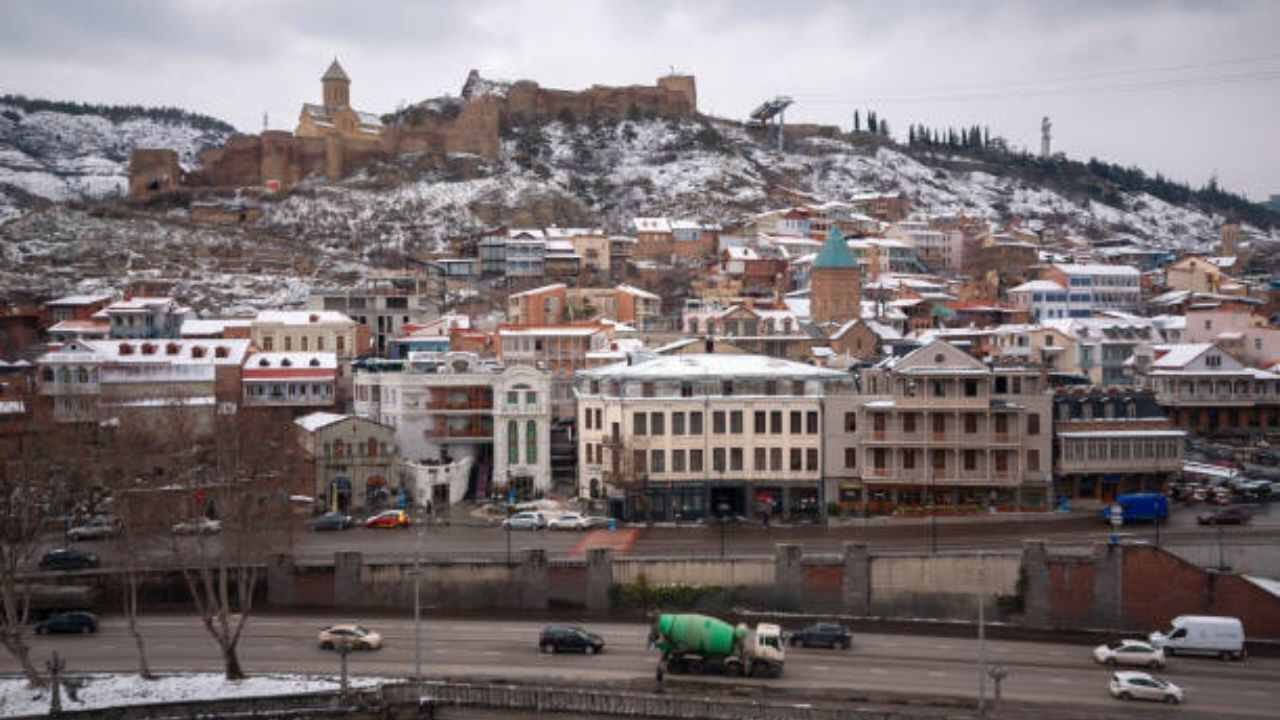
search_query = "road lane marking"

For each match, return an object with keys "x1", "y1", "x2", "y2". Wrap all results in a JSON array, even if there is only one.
[
  {"x1": 936, "y1": 644, "x2": 953, "y2": 650},
  {"x1": 869, "y1": 668, "x2": 887, "y2": 675},
  {"x1": 812, "y1": 665, "x2": 831, "y2": 671},
  {"x1": 927, "y1": 671, "x2": 947, "y2": 678},
  {"x1": 1049, "y1": 678, "x2": 1070, "y2": 685},
  {"x1": 482, "y1": 651, "x2": 502, "y2": 656}
]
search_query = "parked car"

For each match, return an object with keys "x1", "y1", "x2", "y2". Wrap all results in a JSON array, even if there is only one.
[
  {"x1": 788, "y1": 623, "x2": 852, "y2": 649},
  {"x1": 364, "y1": 510, "x2": 409, "y2": 529},
  {"x1": 1093, "y1": 639, "x2": 1165, "y2": 668},
  {"x1": 539, "y1": 625, "x2": 604, "y2": 654},
  {"x1": 38, "y1": 548, "x2": 99, "y2": 571},
  {"x1": 172, "y1": 518, "x2": 223, "y2": 536},
  {"x1": 311, "y1": 512, "x2": 354, "y2": 531},
  {"x1": 67, "y1": 515, "x2": 121, "y2": 541},
  {"x1": 503, "y1": 511, "x2": 547, "y2": 530},
  {"x1": 547, "y1": 513, "x2": 607, "y2": 531},
  {"x1": 1197, "y1": 506, "x2": 1251, "y2": 525},
  {"x1": 1149, "y1": 615, "x2": 1246, "y2": 660},
  {"x1": 34, "y1": 611, "x2": 98, "y2": 635},
  {"x1": 317, "y1": 624, "x2": 382, "y2": 651},
  {"x1": 1109, "y1": 671, "x2": 1183, "y2": 704}
]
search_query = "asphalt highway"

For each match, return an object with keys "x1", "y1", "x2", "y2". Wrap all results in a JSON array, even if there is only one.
[{"x1": 5, "y1": 615, "x2": 1278, "y2": 717}]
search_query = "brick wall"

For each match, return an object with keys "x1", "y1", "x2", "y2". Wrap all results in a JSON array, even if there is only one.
[{"x1": 1122, "y1": 545, "x2": 1280, "y2": 637}]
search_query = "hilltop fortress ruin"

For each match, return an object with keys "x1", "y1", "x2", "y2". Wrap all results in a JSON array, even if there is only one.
[{"x1": 128, "y1": 61, "x2": 697, "y2": 199}]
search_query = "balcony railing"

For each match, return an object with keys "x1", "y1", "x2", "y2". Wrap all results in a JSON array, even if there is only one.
[
  {"x1": 425, "y1": 421, "x2": 493, "y2": 439},
  {"x1": 40, "y1": 383, "x2": 99, "y2": 396}
]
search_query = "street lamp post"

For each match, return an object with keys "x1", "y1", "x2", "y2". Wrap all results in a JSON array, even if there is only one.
[{"x1": 718, "y1": 501, "x2": 730, "y2": 558}]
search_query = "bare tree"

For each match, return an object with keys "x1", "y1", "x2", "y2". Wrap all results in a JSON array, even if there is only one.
[{"x1": 168, "y1": 409, "x2": 300, "y2": 680}]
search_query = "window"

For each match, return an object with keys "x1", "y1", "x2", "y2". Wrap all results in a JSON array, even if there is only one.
[
  {"x1": 806, "y1": 411, "x2": 818, "y2": 434},
  {"x1": 690, "y1": 449, "x2": 704, "y2": 472},
  {"x1": 965, "y1": 380, "x2": 978, "y2": 397},
  {"x1": 933, "y1": 414, "x2": 945, "y2": 434},
  {"x1": 633, "y1": 449, "x2": 647, "y2": 474},
  {"x1": 713, "y1": 448, "x2": 726, "y2": 472},
  {"x1": 995, "y1": 415, "x2": 1008, "y2": 435},
  {"x1": 932, "y1": 380, "x2": 945, "y2": 398},
  {"x1": 713, "y1": 411, "x2": 726, "y2": 434},
  {"x1": 903, "y1": 449, "x2": 916, "y2": 470},
  {"x1": 680, "y1": 382, "x2": 694, "y2": 397},
  {"x1": 1206, "y1": 354, "x2": 1222, "y2": 368},
  {"x1": 633, "y1": 412, "x2": 647, "y2": 435},
  {"x1": 844, "y1": 448, "x2": 857, "y2": 468},
  {"x1": 721, "y1": 380, "x2": 734, "y2": 396},
  {"x1": 526, "y1": 421, "x2": 537, "y2": 464},
  {"x1": 642, "y1": 382, "x2": 655, "y2": 398},
  {"x1": 792, "y1": 380, "x2": 805, "y2": 396},
  {"x1": 650, "y1": 449, "x2": 665, "y2": 473},
  {"x1": 526, "y1": 391, "x2": 537, "y2": 406},
  {"x1": 994, "y1": 452, "x2": 1009, "y2": 472},
  {"x1": 874, "y1": 413, "x2": 886, "y2": 432},
  {"x1": 508, "y1": 391, "x2": 520, "y2": 405},
  {"x1": 586, "y1": 444, "x2": 594, "y2": 464},
  {"x1": 932, "y1": 450, "x2": 946, "y2": 470},
  {"x1": 844, "y1": 412, "x2": 857, "y2": 432},
  {"x1": 690, "y1": 412, "x2": 703, "y2": 435},
  {"x1": 367, "y1": 438, "x2": 378, "y2": 457},
  {"x1": 993, "y1": 376, "x2": 1007, "y2": 394},
  {"x1": 508, "y1": 421, "x2": 519, "y2": 464},
  {"x1": 673, "y1": 449, "x2": 686, "y2": 472},
  {"x1": 754, "y1": 411, "x2": 767, "y2": 434},
  {"x1": 262, "y1": 336, "x2": 274, "y2": 351},
  {"x1": 730, "y1": 448, "x2": 743, "y2": 471},
  {"x1": 805, "y1": 448, "x2": 818, "y2": 471},
  {"x1": 902, "y1": 413, "x2": 916, "y2": 433},
  {"x1": 336, "y1": 336, "x2": 345, "y2": 353},
  {"x1": 873, "y1": 448, "x2": 886, "y2": 470},
  {"x1": 1027, "y1": 449, "x2": 1040, "y2": 471},
  {"x1": 284, "y1": 336, "x2": 292, "y2": 351},
  {"x1": 790, "y1": 411, "x2": 802, "y2": 434},
  {"x1": 771, "y1": 447, "x2": 783, "y2": 471},
  {"x1": 771, "y1": 411, "x2": 782, "y2": 434},
  {"x1": 765, "y1": 380, "x2": 777, "y2": 396},
  {"x1": 673, "y1": 412, "x2": 685, "y2": 435},
  {"x1": 1027, "y1": 413, "x2": 1040, "y2": 436},
  {"x1": 651, "y1": 412, "x2": 665, "y2": 435},
  {"x1": 790, "y1": 448, "x2": 802, "y2": 471},
  {"x1": 964, "y1": 414, "x2": 977, "y2": 434},
  {"x1": 963, "y1": 450, "x2": 977, "y2": 471}
]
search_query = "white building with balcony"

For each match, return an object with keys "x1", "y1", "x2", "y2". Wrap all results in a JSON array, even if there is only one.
[
  {"x1": 352, "y1": 352, "x2": 552, "y2": 501},
  {"x1": 1142, "y1": 343, "x2": 1280, "y2": 434},
  {"x1": 242, "y1": 352, "x2": 337, "y2": 410}
]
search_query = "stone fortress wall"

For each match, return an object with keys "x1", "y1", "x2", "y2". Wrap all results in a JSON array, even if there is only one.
[{"x1": 127, "y1": 67, "x2": 697, "y2": 200}]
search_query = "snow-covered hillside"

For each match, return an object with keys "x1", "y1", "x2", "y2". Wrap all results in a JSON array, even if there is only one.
[
  {"x1": 0, "y1": 97, "x2": 236, "y2": 223},
  {"x1": 261, "y1": 117, "x2": 1266, "y2": 254}
]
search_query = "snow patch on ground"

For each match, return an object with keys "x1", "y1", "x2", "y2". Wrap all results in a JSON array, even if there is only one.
[{"x1": 0, "y1": 673, "x2": 389, "y2": 718}]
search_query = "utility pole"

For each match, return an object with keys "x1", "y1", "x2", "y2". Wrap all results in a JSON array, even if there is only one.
[
  {"x1": 977, "y1": 551, "x2": 988, "y2": 718},
  {"x1": 414, "y1": 506, "x2": 425, "y2": 681}
]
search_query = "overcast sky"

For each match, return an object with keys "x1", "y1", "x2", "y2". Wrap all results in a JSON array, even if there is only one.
[{"x1": 3, "y1": 0, "x2": 1278, "y2": 200}]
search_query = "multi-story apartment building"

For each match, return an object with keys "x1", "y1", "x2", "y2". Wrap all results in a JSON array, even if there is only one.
[
  {"x1": 45, "y1": 294, "x2": 113, "y2": 325},
  {"x1": 575, "y1": 353, "x2": 850, "y2": 521},
  {"x1": 885, "y1": 219, "x2": 963, "y2": 274},
  {"x1": 36, "y1": 339, "x2": 250, "y2": 431},
  {"x1": 1052, "y1": 388, "x2": 1184, "y2": 508},
  {"x1": 1042, "y1": 318, "x2": 1155, "y2": 386},
  {"x1": 1039, "y1": 264, "x2": 1141, "y2": 313},
  {"x1": 104, "y1": 297, "x2": 191, "y2": 339},
  {"x1": 478, "y1": 226, "x2": 509, "y2": 276},
  {"x1": 825, "y1": 340, "x2": 1053, "y2": 516},
  {"x1": 1007, "y1": 280, "x2": 1072, "y2": 321},
  {"x1": 308, "y1": 272, "x2": 437, "y2": 357},
  {"x1": 506, "y1": 228, "x2": 547, "y2": 283},
  {"x1": 631, "y1": 217, "x2": 673, "y2": 261},
  {"x1": 352, "y1": 352, "x2": 552, "y2": 501},
  {"x1": 242, "y1": 352, "x2": 338, "y2": 412},
  {"x1": 498, "y1": 323, "x2": 611, "y2": 419},
  {"x1": 1141, "y1": 343, "x2": 1280, "y2": 433}
]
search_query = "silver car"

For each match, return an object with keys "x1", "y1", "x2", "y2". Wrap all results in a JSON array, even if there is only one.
[
  {"x1": 502, "y1": 511, "x2": 547, "y2": 530},
  {"x1": 1109, "y1": 671, "x2": 1183, "y2": 704},
  {"x1": 68, "y1": 516, "x2": 121, "y2": 541}
]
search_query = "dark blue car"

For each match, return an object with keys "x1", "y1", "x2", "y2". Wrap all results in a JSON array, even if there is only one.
[{"x1": 35, "y1": 612, "x2": 98, "y2": 635}]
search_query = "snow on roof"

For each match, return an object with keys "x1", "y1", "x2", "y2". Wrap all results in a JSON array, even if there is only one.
[
  {"x1": 1009, "y1": 280, "x2": 1065, "y2": 293},
  {"x1": 46, "y1": 293, "x2": 113, "y2": 307},
  {"x1": 254, "y1": 310, "x2": 354, "y2": 326},
  {"x1": 49, "y1": 339, "x2": 253, "y2": 366},
  {"x1": 616, "y1": 284, "x2": 660, "y2": 300},
  {"x1": 1150, "y1": 343, "x2": 1215, "y2": 369},
  {"x1": 1058, "y1": 430, "x2": 1187, "y2": 438},
  {"x1": 180, "y1": 319, "x2": 252, "y2": 336},
  {"x1": 632, "y1": 217, "x2": 671, "y2": 233},
  {"x1": 0, "y1": 401, "x2": 26, "y2": 415},
  {"x1": 509, "y1": 283, "x2": 566, "y2": 299},
  {"x1": 294, "y1": 411, "x2": 349, "y2": 432},
  {"x1": 1244, "y1": 576, "x2": 1280, "y2": 600},
  {"x1": 545, "y1": 239, "x2": 575, "y2": 252},
  {"x1": 578, "y1": 353, "x2": 847, "y2": 381},
  {"x1": 499, "y1": 326, "x2": 605, "y2": 337},
  {"x1": 106, "y1": 297, "x2": 177, "y2": 312},
  {"x1": 1052, "y1": 263, "x2": 1140, "y2": 276},
  {"x1": 508, "y1": 228, "x2": 546, "y2": 240},
  {"x1": 245, "y1": 352, "x2": 338, "y2": 370},
  {"x1": 104, "y1": 396, "x2": 217, "y2": 409},
  {"x1": 47, "y1": 319, "x2": 109, "y2": 334},
  {"x1": 724, "y1": 246, "x2": 759, "y2": 261}
]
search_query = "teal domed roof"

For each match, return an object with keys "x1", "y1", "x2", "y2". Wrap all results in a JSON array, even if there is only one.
[{"x1": 813, "y1": 227, "x2": 857, "y2": 269}]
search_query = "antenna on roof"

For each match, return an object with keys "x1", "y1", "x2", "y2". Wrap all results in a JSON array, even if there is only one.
[{"x1": 262, "y1": 111, "x2": 268, "y2": 133}]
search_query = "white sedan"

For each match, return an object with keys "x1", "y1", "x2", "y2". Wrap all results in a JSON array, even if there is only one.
[
  {"x1": 1109, "y1": 671, "x2": 1183, "y2": 704},
  {"x1": 172, "y1": 518, "x2": 223, "y2": 536},
  {"x1": 1094, "y1": 639, "x2": 1165, "y2": 669},
  {"x1": 317, "y1": 624, "x2": 382, "y2": 651},
  {"x1": 547, "y1": 513, "x2": 608, "y2": 531}
]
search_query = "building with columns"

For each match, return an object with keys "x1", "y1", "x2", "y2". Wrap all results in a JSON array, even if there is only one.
[{"x1": 825, "y1": 340, "x2": 1053, "y2": 515}]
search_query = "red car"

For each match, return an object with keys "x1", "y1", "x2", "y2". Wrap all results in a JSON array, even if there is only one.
[{"x1": 364, "y1": 510, "x2": 409, "y2": 529}]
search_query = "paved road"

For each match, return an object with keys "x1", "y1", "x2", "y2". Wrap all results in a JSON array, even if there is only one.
[{"x1": 5, "y1": 615, "x2": 1277, "y2": 717}]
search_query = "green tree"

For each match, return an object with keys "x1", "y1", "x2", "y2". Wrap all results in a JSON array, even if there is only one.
[{"x1": 853, "y1": 110, "x2": 861, "y2": 132}]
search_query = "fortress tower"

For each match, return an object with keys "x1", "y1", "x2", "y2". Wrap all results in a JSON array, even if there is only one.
[
  {"x1": 810, "y1": 227, "x2": 862, "y2": 326},
  {"x1": 322, "y1": 58, "x2": 351, "y2": 109}
]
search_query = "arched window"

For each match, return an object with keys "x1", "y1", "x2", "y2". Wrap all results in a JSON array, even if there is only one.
[
  {"x1": 508, "y1": 420, "x2": 519, "y2": 465},
  {"x1": 526, "y1": 421, "x2": 538, "y2": 464},
  {"x1": 281, "y1": 358, "x2": 293, "y2": 367},
  {"x1": 310, "y1": 358, "x2": 321, "y2": 367}
]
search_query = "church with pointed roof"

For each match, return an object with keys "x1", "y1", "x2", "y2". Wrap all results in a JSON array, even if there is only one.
[
  {"x1": 295, "y1": 58, "x2": 384, "y2": 143},
  {"x1": 810, "y1": 227, "x2": 862, "y2": 326}
]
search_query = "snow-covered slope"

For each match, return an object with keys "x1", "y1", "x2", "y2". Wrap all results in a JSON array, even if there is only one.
[
  {"x1": 261, "y1": 117, "x2": 1266, "y2": 254},
  {"x1": 0, "y1": 97, "x2": 236, "y2": 223}
]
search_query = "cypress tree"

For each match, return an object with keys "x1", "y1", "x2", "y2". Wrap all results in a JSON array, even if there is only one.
[{"x1": 853, "y1": 110, "x2": 861, "y2": 132}]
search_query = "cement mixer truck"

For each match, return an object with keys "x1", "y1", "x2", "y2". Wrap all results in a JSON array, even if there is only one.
[{"x1": 649, "y1": 613, "x2": 785, "y2": 679}]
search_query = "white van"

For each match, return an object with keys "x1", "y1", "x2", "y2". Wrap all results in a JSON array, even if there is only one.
[{"x1": 1148, "y1": 616, "x2": 1245, "y2": 660}]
